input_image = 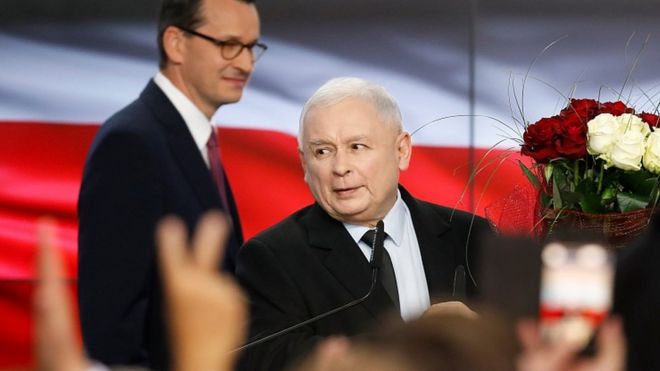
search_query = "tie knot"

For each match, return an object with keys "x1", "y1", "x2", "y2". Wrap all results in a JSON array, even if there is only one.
[
  {"x1": 207, "y1": 130, "x2": 219, "y2": 150},
  {"x1": 361, "y1": 229, "x2": 388, "y2": 248},
  {"x1": 360, "y1": 229, "x2": 376, "y2": 248}
]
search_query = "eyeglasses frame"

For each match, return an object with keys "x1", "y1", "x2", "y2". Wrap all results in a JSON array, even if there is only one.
[{"x1": 177, "y1": 26, "x2": 268, "y2": 62}]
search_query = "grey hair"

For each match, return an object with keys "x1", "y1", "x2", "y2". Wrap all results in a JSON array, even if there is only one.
[{"x1": 298, "y1": 77, "x2": 403, "y2": 149}]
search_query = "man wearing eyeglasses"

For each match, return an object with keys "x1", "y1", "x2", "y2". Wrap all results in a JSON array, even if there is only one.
[{"x1": 77, "y1": 0, "x2": 265, "y2": 369}]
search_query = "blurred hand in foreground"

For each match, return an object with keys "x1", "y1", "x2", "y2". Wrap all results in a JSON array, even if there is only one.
[
  {"x1": 516, "y1": 317, "x2": 625, "y2": 371},
  {"x1": 35, "y1": 219, "x2": 88, "y2": 371},
  {"x1": 157, "y1": 212, "x2": 247, "y2": 371}
]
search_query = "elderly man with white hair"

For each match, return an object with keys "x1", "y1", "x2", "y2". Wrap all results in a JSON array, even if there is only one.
[{"x1": 236, "y1": 77, "x2": 490, "y2": 371}]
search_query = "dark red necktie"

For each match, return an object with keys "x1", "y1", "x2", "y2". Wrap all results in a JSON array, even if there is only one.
[{"x1": 206, "y1": 129, "x2": 229, "y2": 211}]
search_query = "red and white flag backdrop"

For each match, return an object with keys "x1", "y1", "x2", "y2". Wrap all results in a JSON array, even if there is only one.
[{"x1": 2, "y1": 14, "x2": 659, "y2": 367}]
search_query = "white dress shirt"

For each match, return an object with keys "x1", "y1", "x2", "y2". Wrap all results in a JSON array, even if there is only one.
[
  {"x1": 153, "y1": 72, "x2": 213, "y2": 167},
  {"x1": 344, "y1": 191, "x2": 431, "y2": 321}
]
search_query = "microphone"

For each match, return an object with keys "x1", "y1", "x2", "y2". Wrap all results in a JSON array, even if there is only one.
[
  {"x1": 452, "y1": 264, "x2": 466, "y2": 299},
  {"x1": 234, "y1": 220, "x2": 385, "y2": 352},
  {"x1": 370, "y1": 220, "x2": 385, "y2": 269}
]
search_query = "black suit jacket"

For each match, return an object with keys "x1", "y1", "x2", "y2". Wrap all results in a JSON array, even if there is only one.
[
  {"x1": 235, "y1": 187, "x2": 488, "y2": 371},
  {"x1": 77, "y1": 80, "x2": 243, "y2": 370}
]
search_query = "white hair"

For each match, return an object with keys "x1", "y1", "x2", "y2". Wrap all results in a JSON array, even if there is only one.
[{"x1": 298, "y1": 77, "x2": 403, "y2": 149}]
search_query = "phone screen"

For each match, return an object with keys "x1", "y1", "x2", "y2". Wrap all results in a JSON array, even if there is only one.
[{"x1": 539, "y1": 241, "x2": 614, "y2": 348}]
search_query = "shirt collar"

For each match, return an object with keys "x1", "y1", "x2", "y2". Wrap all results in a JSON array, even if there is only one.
[
  {"x1": 153, "y1": 72, "x2": 213, "y2": 155},
  {"x1": 343, "y1": 190, "x2": 406, "y2": 246}
]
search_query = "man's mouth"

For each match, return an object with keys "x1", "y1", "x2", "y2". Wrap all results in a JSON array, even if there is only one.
[
  {"x1": 333, "y1": 186, "x2": 362, "y2": 196},
  {"x1": 222, "y1": 76, "x2": 248, "y2": 87}
]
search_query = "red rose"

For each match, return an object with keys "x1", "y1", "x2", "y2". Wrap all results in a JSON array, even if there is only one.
[
  {"x1": 599, "y1": 101, "x2": 634, "y2": 116},
  {"x1": 555, "y1": 116, "x2": 587, "y2": 159},
  {"x1": 560, "y1": 98, "x2": 599, "y2": 123},
  {"x1": 639, "y1": 112, "x2": 660, "y2": 128},
  {"x1": 521, "y1": 116, "x2": 562, "y2": 163}
]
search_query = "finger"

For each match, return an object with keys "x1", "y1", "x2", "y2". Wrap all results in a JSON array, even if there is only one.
[
  {"x1": 35, "y1": 217, "x2": 61, "y2": 323},
  {"x1": 35, "y1": 218, "x2": 66, "y2": 312},
  {"x1": 517, "y1": 318, "x2": 541, "y2": 352},
  {"x1": 35, "y1": 218, "x2": 87, "y2": 371},
  {"x1": 191, "y1": 211, "x2": 230, "y2": 272},
  {"x1": 156, "y1": 215, "x2": 189, "y2": 281},
  {"x1": 592, "y1": 317, "x2": 626, "y2": 369},
  {"x1": 598, "y1": 316, "x2": 625, "y2": 351},
  {"x1": 37, "y1": 218, "x2": 61, "y2": 283}
]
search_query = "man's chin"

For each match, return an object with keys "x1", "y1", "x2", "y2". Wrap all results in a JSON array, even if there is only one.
[
  {"x1": 328, "y1": 207, "x2": 372, "y2": 225},
  {"x1": 215, "y1": 87, "x2": 245, "y2": 105},
  {"x1": 217, "y1": 95, "x2": 243, "y2": 105}
]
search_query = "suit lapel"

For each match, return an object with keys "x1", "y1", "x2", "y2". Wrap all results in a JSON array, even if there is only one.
[
  {"x1": 140, "y1": 80, "x2": 221, "y2": 210},
  {"x1": 400, "y1": 187, "x2": 456, "y2": 300},
  {"x1": 301, "y1": 204, "x2": 395, "y2": 318}
]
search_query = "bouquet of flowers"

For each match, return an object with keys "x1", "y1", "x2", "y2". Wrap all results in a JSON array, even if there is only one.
[
  {"x1": 506, "y1": 98, "x2": 659, "y2": 246},
  {"x1": 520, "y1": 98, "x2": 660, "y2": 214}
]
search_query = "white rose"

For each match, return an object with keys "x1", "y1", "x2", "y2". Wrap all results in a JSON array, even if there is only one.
[
  {"x1": 643, "y1": 131, "x2": 660, "y2": 174},
  {"x1": 616, "y1": 113, "x2": 651, "y2": 137},
  {"x1": 587, "y1": 113, "x2": 619, "y2": 155},
  {"x1": 609, "y1": 129, "x2": 646, "y2": 171}
]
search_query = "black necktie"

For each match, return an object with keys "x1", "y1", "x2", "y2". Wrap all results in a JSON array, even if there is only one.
[{"x1": 361, "y1": 228, "x2": 400, "y2": 311}]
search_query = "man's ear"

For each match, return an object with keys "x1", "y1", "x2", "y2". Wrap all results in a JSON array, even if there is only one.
[
  {"x1": 162, "y1": 26, "x2": 186, "y2": 65},
  {"x1": 396, "y1": 131, "x2": 412, "y2": 171},
  {"x1": 299, "y1": 149, "x2": 309, "y2": 183}
]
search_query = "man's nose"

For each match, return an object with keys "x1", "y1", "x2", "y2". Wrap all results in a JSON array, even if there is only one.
[
  {"x1": 232, "y1": 47, "x2": 255, "y2": 74},
  {"x1": 332, "y1": 150, "x2": 352, "y2": 176}
]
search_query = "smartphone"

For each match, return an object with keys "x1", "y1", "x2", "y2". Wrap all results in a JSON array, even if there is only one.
[{"x1": 539, "y1": 241, "x2": 614, "y2": 348}]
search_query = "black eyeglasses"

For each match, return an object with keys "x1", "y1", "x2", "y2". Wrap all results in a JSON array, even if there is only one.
[{"x1": 178, "y1": 26, "x2": 268, "y2": 62}]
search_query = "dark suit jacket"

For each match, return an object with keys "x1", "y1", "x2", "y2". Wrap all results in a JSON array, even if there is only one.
[
  {"x1": 235, "y1": 187, "x2": 488, "y2": 371},
  {"x1": 77, "y1": 80, "x2": 243, "y2": 370}
]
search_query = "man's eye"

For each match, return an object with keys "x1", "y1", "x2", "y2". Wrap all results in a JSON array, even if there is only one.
[
  {"x1": 315, "y1": 148, "x2": 330, "y2": 156},
  {"x1": 351, "y1": 143, "x2": 367, "y2": 150}
]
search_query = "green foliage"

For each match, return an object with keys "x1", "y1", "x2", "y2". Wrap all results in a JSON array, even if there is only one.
[
  {"x1": 519, "y1": 160, "x2": 540, "y2": 190},
  {"x1": 600, "y1": 185, "x2": 617, "y2": 206},
  {"x1": 617, "y1": 192, "x2": 651, "y2": 212},
  {"x1": 534, "y1": 158, "x2": 659, "y2": 213},
  {"x1": 620, "y1": 170, "x2": 657, "y2": 196}
]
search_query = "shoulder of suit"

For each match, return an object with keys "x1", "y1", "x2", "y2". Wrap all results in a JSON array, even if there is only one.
[
  {"x1": 91, "y1": 93, "x2": 167, "y2": 149},
  {"x1": 99, "y1": 80, "x2": 174, "y2": 133},
  {"x1": 101, "y1": 96, "x2": 158, "y2": 132},
  {"x1": 82, "y1": 110, "x2": 167, "y2": 178},
  {"x1": 410, "y1": 196, "x2": 487, "y2": 227},
  {"x1": 245, "y1": 204, "x2": 316, "y2": 248}
]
